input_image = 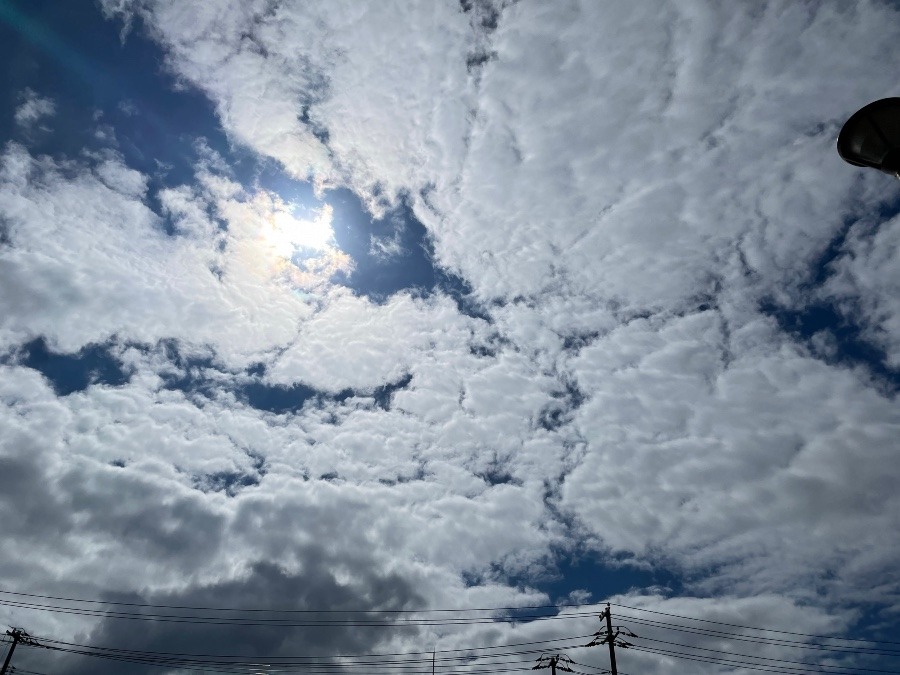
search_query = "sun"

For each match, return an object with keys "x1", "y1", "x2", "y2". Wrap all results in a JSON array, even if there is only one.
[
  {"x1": 247, "y1": 193, "x2": 353, "y2": 291},
  {"x1": 263, "y1": 202, "x2": 335, "y2": 258}
]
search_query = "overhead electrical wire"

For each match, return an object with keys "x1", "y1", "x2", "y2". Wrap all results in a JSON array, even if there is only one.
[
  {"x1": 5, "y1": 589, "x2": 898, "y2": 675},
  {"x1": 24, "y1": 639, "x2": 596, "y2": 675},
  {"x1": 613, "y1": 614, "x2": 900, "y2": 657},
  {"x1": 0, "y1": 604, "x2": 598, "y2": 627},
  {"x1": 615, "y1": 613, "x2": 900, "y2": 653},
  {"x1": 0, "y1": 598, "x2": 603, "y2": 627},
  {"x1": 568, "y1": 659, "x2": 608, "y2": 671},
  {"x1": 2, "y1": 589, "x2": 894, "y2": 651},
  {"x1": 628, "y1": 635, "x2": 900, "y2": 675},
  {"x1": 44, "y1": 648, "x2": 546, "y2": 675},
  {"x1": 629, "y1": 644, "x2": 826, "y2": 675},
  {"x1": 39, "y1": 650, "x2": 533, "y2": 672},
  {"x1": 628, "y1": 643, "x2": 898, "y2": 675},
  {"x1": 614, "y1": 603, "x2": 900, "y2": 646},
  {"x1": 37, "y1": 639, "x2": 593, "y2": 669},
  {"x1": 2, "y1": 588, "x2": 893, "y2": 649},
  {"x1": 21, "y1": 629, "x2": 895, "y2": 675},
  {"x1": 0, "y1": 590, "x2": 603, "y2": 614},
  {"x1": 21, "y1": 653, "x2": 561, "y2": 675},
  {"x1": 33, "y1": 633, "x2": 595, "y2": 660},
  {"x1": 17, "y1": 632, "x2": 597, "y2": 675},
  {"x1": 576, "y1": 667, "x2": 631, "y2": 675},
  {"x1": 38, "y1": 647, "x2": 565, "y2": 675}
]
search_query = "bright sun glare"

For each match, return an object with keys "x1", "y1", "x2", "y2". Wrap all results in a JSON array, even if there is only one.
[{"x1": 263, "y1": 203, "x2": 335, "y2": 258}]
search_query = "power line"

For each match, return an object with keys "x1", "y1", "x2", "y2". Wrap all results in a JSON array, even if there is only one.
[
  {"x1": 2, "y1": 589, "x2": 893, "y2": 649},
  {"x1": 19, "y1": 631, "x2": 597, "y2": 674},
  {"x1": 617, "y1": 613, "x2": 900, "y2": 653},
  {"x1": 0, "y1": 590, "x2": 600, "y2": 614},
  {"x1": 34, "y1": 642, "x2": 590, "y2": 675},
  {"x1": 39, "y1": 641, "x2": 594, "y2": 669},
  {"x1": 11, "y1": 627, "x2": 897, "y2": 675},
  {"x1": 4, "y1": 625, "x2": 598, "y2": 675},
  {"x1": 0, "y1": 599, "x2": 603, "y2": 627},
  {"x1": 6, "y1": 593, "x2": 898, "y2": 675},
  {"x1": 43, "y1": 651, "x2": 563, "y2": 675},
  {"x1": 628, "y1": 643, "x2": 897, "y2": 675},
  {"x1": 615, "y1": 604, "x2": 900, "y2": 646},
  {"x1": 606, "y1": 605, "x2": 900, "y2": 675},
  {"x1": 630, "y1": 635, "x2": 900, "y2": 675},
  {"x1": 615, "y1": 615, "x2": 900, "y2": 657},
  {"x1": 34, "y1": 633, "x2": 595, "y2": 660}
]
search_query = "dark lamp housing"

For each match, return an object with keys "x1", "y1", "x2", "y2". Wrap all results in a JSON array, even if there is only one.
[{"x1": 837, "y1": 98, "x2": 900, "y2": 176}]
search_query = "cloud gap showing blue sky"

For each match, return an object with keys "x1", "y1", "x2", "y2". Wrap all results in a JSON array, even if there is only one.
[{"x1": 2, "y1": 1, "x2": 900, "y2": 675}]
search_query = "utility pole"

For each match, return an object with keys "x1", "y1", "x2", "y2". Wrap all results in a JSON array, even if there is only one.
[
  {"x1": 1, "y1": 630, "x2": 23, "y2": 675},
  {"x1": 533, "y1": 653, "x2": 573, "y2": 675},
  {"x1": 1, "y1": 628, "x2": 42, "y2": 675},
  {"x1": 585, "y1": 604, "x2": 635, "y2": 675},
  {"x1": 603, "y1": 604, "x2": 618, "y2": 675}
]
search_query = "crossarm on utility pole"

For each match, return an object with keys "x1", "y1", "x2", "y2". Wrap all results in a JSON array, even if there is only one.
[
  {"x1": 533, "y1": 653, "x2": 573, "y2": 675},
  {"x1": 1, "y1": 629, "x2": 22, "y2": 675},
  {"x1": 585, "y1": 604, "x2": 635, "y2": 675}
]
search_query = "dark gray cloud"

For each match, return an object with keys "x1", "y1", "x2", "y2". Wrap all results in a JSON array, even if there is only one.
[{"x1": 53, "y1": 561, "x2": 422, "y2": 675}]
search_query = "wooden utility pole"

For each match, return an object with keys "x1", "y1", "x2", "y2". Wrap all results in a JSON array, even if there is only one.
[
  {"x1": 603, "y1": 604, "x2": 618, "y2": 675},
  {"x1": 1, "y1": 627, "x2": 43, "y2": 675},
  {"x1": 586, "y1": 604, "x2": 635, "y2": 675},
  {"x1": 1, "y1": 629, "x2": 23, "y2": 675}
]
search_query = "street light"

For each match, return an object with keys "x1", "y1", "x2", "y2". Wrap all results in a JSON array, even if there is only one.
[{"x1": 837, "y1": 97, "x2": 900, "y2": 177}]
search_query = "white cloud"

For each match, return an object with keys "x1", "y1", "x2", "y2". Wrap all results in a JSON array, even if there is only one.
[
  {"x1": 100, "y1": 0, "x2": 337, "y2": 187},
  {"x1": 100, "y1": 0, "x2": 900, "y2": 364},
  {"x1": 562, "y1": 309, "x2": 900, "y2": 601},
  {"x1": 0, "y1": 143, "x2": 315, "y2": 361},
  {"x1": 3, "y1": 3, "x2": 900, "y2": 671},
  {"x1": 826, "y1": 211, "x2": 900, "y2": 367},
  {"x1": 267, "y1": 290, "x2": 479, "y2": 391},
  {"x1": 0, "y1": 360, "x2": 565, "y2": 656},
  {"x1": 98, "y1": 0, "x2": 483, "y2": 210},
  {"x1": 13, "y1": 89, "x2": 56, "y2": 132}
]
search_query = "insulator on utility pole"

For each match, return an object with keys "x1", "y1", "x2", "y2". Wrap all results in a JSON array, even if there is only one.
[
  {"x1": 1, "y1": 630, "x2": 23, "y2": 675},
  {"x1": 1, "y1": 627, "x2": 44, "y2": 675},
  {"x1": 533, "y1": 653, "x2": 574, "y2": 675},
  {"x1": 585, "y1": 604, "x2": 636, "y2": 675}
]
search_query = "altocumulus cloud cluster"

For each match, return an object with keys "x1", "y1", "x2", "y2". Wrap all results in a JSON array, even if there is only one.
[{"x1": 1, "y1": 1, "x2": 900, "y2": 674}]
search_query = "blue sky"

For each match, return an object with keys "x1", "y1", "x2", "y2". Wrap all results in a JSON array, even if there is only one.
[{"x1": 1, "y1": 1, "x2": 900, "y2": 674}]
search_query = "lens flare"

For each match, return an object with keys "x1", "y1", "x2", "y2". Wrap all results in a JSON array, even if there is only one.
[
  {"x1": 263, "y1": 203, "x2": 335, "y2": 257},
  {"x1": 244, "y1": 192, "x2": 353, "y2": 294}
]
